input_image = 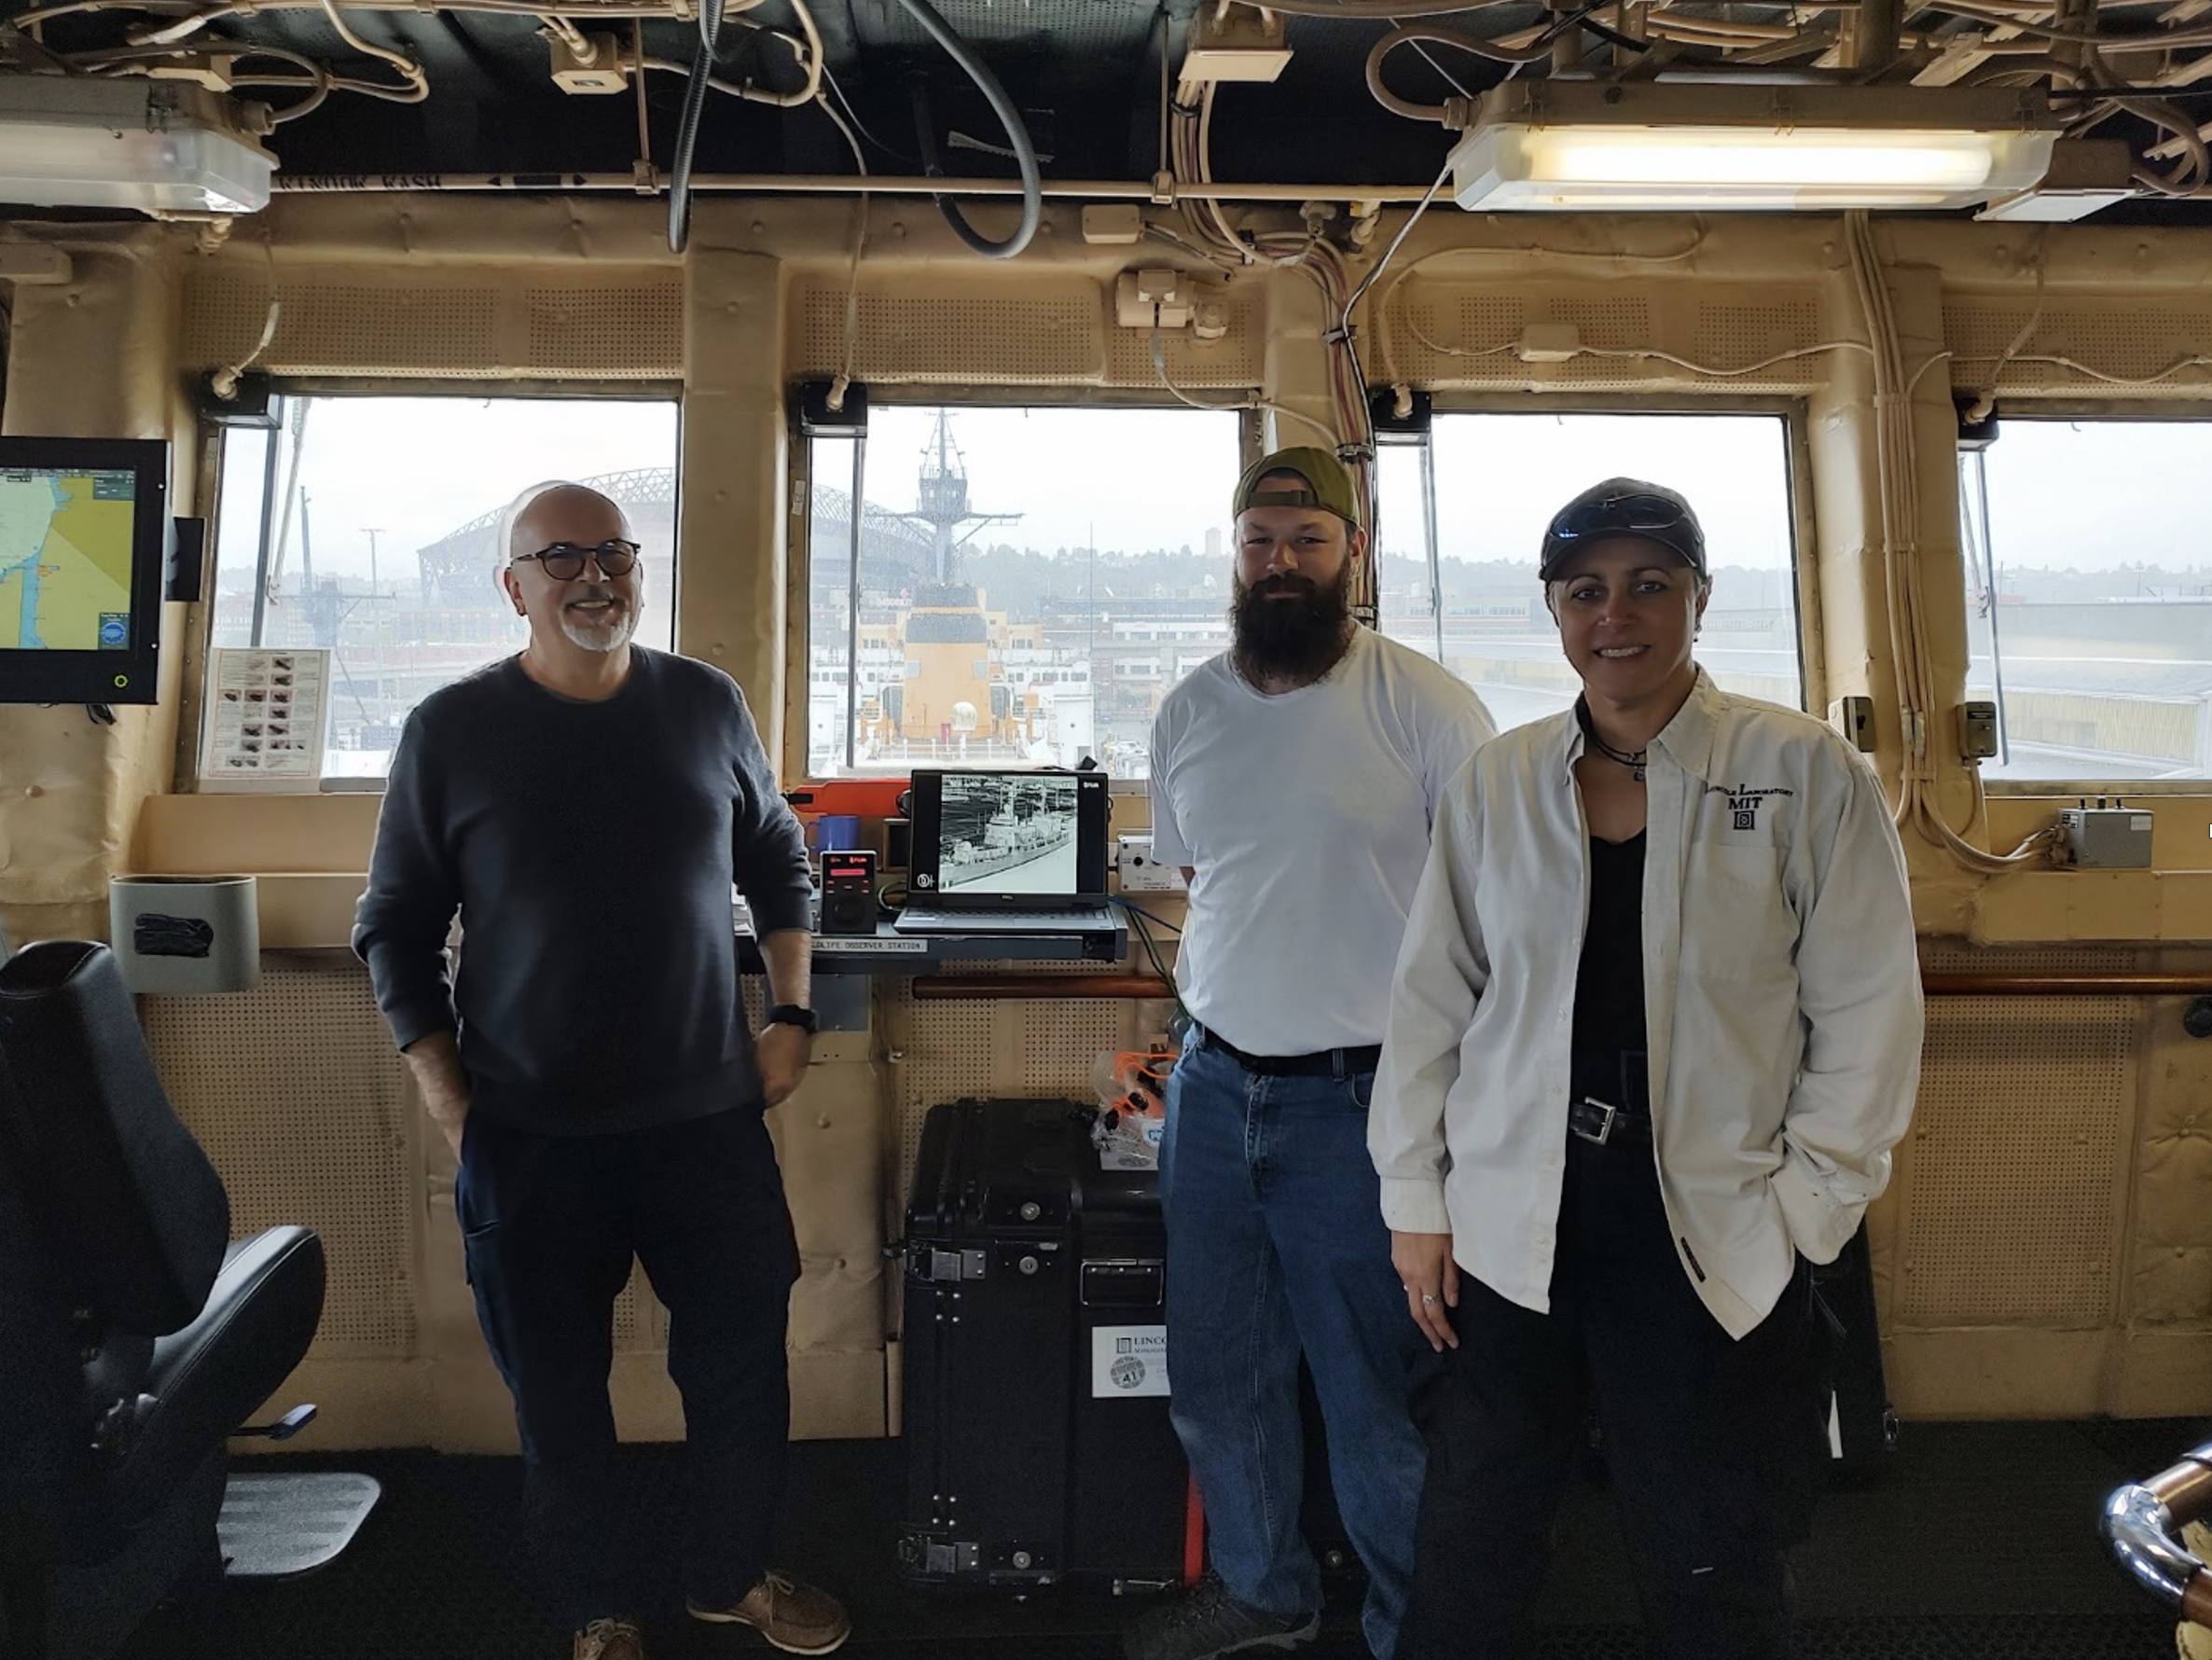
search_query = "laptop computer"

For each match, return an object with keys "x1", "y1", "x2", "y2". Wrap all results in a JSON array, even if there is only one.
[{"x1": 893, "y1": 768, "x2": 1115, "y2": 935}]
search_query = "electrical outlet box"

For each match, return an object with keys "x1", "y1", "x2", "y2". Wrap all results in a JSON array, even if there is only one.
[
  {"x1": 1180, "y1": 7, "x2": 1292, "y2": 82},
  {"x1": 1958, "y1": 699, "x2": 1999, "y2": 761},
  {"x1": 1117, "y1": 835, "x2": 1185, "y2": 892},
  {"x1": 1517, "y1": 324, "x2": 1582, "y2": 364},
  {"x1": 1829, "y1": 695, "x2": 1875, "y2": 754},
  {"x1": 546, "y1": 30, "x2": 629, "y2": 93},
  {"x1": 146, "y1": 53, "x2": 241, "y2": 91},
  {"x1": 1115, "y1": 270, "x2": 1192, "y2": 330},
  {"x1": 2054, "y1": 805, "x2": 2153, "y2": 869},
  {"x1": 1082, "y1": 204, "x2": 1143, "y2": 245}
]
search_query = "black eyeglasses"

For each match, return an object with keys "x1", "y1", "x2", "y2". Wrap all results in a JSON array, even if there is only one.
[
  {"x1": 514, "y1": 539, "x2": 642, "y2": 581},
  {"x1": 1547, "y1": 493, "x2": 1692, "y2": 545}
]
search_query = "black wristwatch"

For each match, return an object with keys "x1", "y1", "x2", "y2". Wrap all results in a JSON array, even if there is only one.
[{"x1": 767, "y1": 1003, "x2": 819, "y2": 1035}]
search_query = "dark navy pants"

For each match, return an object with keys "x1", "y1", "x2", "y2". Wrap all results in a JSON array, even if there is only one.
[
  {"x1": 456, "y1": 1103, "x2": 796, "y2": 1629},
  {"x1": 1398, "y1": 1120, "x2": 1832, "y2": 1660}
]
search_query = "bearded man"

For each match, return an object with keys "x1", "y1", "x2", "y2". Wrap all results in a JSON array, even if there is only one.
[{"x1": 1127, "y1": 449, "x2": 1496, "y2": 1660}]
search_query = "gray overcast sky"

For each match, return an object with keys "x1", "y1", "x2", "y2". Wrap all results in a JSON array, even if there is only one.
[{"x1": 240, "y1": 395, "x2": 2206, "y2": 582}]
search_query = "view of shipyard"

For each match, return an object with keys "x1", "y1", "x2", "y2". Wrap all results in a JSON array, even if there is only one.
[{"x1": 205, "y1": 398, "x2": 2211, "y2": 785}]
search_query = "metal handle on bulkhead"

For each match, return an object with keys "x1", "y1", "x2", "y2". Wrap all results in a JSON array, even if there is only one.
[{"x1": 2102, "y1": 1442, "x2": 2212, "y2": 1627}]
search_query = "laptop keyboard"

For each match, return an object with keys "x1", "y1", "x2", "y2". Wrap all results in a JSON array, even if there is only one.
[{"x1": 897, "y1": 906, "x2": 1104, "y2": 929}]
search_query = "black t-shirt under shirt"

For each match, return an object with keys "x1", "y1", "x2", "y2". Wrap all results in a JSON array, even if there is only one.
[{"x1": 1571, "y1": 830, "x2": 1648, "y2": 1061}]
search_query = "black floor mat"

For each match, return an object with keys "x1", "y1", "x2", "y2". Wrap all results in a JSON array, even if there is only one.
[{"x1": 117, "y1": 1418, "x2": 2202, "y2": 1659}]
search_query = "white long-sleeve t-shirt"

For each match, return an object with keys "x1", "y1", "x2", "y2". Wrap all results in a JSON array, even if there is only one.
[
  {"x1": 1149, "y1": 627, "x2": 1496, "y2": 1057},
  {"x1": 1369, "y1": 669, "x2": 1923, "y2": 1339}
]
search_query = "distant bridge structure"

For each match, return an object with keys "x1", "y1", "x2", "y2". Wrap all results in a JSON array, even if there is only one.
[{"x1": 414, "y1": 468, "x2": 938, "y2": 604}]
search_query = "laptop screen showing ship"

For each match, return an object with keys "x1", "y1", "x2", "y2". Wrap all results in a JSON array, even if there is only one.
[{"x1": 903, "y1": 768, "x2": 1110, "y2": 913}]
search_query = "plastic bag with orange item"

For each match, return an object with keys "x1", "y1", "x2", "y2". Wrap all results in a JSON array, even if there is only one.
[{"x1": 1088, "y1": 1046, "x2": 1175, "y2": 1170}]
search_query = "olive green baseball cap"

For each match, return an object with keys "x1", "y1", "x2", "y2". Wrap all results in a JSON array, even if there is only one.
[{"x1": 1232, "y1": 446, "x2": 1363, "y2": 528}]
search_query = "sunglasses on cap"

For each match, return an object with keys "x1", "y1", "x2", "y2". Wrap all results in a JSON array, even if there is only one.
[
  {"x1": 513, "y1": 539, "x2": 642, "y2": 581},
  {"x1": 1546, "y1": 492, "x2": 1694, "y2": 546}
]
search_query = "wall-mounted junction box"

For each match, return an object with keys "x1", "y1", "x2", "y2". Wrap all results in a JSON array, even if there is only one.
[
  {"x1": 1958, "y1": 700, "x2": 1999, "y2": 761},
  {"x1": 1830, "y1": 695, "x2": 1875, "y2": 754},
  {"x1": 1116, "y1": 835, "x2": 1185, "y2": 892},
  {"x1": 2053, "y1": 804, "x2": 2153, "y2": 869}
]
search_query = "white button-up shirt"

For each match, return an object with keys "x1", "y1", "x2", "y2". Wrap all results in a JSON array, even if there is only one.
[{"x1": 1370, "y1": 670, "x2": 1923, "y2": 1339}]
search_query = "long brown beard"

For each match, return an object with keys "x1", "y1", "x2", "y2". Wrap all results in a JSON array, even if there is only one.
[{"x1": 1231, "y1": 563, "x2": 1355, "y2": 686}]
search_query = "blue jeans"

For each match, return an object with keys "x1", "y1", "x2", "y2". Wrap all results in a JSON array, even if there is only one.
[
  {"x1": 456, "y1": 1104, "x2": 796, "y2": 1630},
  {"x1": 1160, "y1": 1034, "x2": 1425, "y2": 1658}
]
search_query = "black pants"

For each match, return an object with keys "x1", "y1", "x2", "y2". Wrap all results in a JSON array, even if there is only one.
[
  {"x1": 1398, "y1": 1126, "x2": 1831, "y2": 1660},
  {"x1": 456, "y1": 1104, "x2": 797, "y2": 1629}
]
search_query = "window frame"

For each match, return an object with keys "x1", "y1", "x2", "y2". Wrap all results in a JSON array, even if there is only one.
[
  {"x1": 1957, "y1": 408, "x2": 2212, "y2": 798},
  {"x1": 1398, "y1": 394, "x2": 1824, "y2": 718},
  {"x1": 184, "y1": 380, "x2": 686, "y2": 794},
  {"x1": 781, "y1": 387, "x2": 1257, "y2": 788}
]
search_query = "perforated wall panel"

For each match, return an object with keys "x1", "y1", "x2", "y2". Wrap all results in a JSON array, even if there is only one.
[
  {"x1": 1921, "y1": 942, "x2": 2151, "y2": 976},
  {"x1": 1899, "y1": 997, "x2": 2137, "y2": 1328},
  {"x1": 1694, "y1": 300, "x2": 1823, "y2": 372},
  {"x1": 142, "y1": 956, "x2": 418, "y2": 1356},
  {"x1": 1942, "y1": 297, "x2": 2212, "y2": 401},
  {"x1": 1388, "y1": 285, "x2": 1832, "y2": 394},
  {"x1": 794, "y1": 284, "x2": 1104, "y2": 386},
  {"x1": 180, "y1": 270, "x2": 684, "y2": 378},
  {"x1": 1099, "y1": 293, "x2": 1264, "y2": 388}
]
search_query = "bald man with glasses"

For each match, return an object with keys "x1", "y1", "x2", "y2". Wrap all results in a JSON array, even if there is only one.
[{"x1": 355, "y1": 481, "x2": 850, "y2": 1660}]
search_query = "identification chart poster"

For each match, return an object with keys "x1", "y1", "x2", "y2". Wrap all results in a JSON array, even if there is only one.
[{"x1": 200, "y1": 647, "x2": 331, "y2": 787}]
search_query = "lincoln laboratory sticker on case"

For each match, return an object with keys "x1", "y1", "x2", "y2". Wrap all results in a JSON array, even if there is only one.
[{"x1": 1091, "y1": 1326, "x2": 1170, "y2": 1398}]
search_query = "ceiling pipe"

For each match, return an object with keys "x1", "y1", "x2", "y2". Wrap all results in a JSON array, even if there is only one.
[
  {"x1": 1846, "y1": 0, "x2": 1903, "y2": 74},
  {"x1": 270, "y1": 171, "x2": 1449, "y2": 201}
]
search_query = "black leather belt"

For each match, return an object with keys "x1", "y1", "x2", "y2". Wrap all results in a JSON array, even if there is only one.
[
  {"x1": 1196, "y1": 1025, "x2": 1381, "y2": 1079},
  {"x1": 1568, "y1": 1096, "x2": 1652, "y2": 1145}
]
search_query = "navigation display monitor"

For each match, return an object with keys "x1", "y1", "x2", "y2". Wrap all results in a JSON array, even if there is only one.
[{"x1": 0, "y1": 436, "x2": 168, "y2": 704}]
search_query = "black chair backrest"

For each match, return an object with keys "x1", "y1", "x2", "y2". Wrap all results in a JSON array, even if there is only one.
[{"x1": 0, "y1": 941, "x2": 228, "y2": 1336}]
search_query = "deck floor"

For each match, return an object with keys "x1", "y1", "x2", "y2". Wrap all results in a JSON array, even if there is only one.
[{"x1": 120, "y1": 1417, "x2": 2205, "y2": 1659}]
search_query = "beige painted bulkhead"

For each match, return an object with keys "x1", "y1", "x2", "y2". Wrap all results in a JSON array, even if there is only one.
[{"x1": 1, "y1": 193, "x2": 2210, "y2": 1446}]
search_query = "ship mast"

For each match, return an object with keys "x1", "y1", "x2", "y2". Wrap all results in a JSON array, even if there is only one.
[{"x1": 904, "y1": 409, "x2": 1019, "y2": 586}]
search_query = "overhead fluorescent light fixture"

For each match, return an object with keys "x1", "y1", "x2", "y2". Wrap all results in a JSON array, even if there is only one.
[
  {"x1": 1449, "y1": 82, "x2": 2058, "y2": 213},
  {"x1": 0, "y1": 76, "x2": 275, "y2": 215}
]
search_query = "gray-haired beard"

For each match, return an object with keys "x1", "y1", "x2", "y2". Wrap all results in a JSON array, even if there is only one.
[
  {"x1": 558, "y1": 588, "x2": 638, "y2": 654},
  {"x1": 1231, "y1": 563, "x2": 1355, "y2": 686}
]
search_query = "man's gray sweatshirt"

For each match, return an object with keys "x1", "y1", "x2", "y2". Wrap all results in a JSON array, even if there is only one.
[{"x1": 353, "y1": 647, "x2": 812, "y2": 1135}]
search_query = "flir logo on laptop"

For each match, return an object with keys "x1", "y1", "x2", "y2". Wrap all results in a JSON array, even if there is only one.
[{"x1": 894, "y1": 769, "x2": 1113, "y2": 935}]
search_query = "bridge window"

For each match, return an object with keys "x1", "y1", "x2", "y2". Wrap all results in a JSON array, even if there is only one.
[
  {"x1": 1958, "y1": 419, "x2": 2210, "y2": 785},
  {"x1": 204, "y1": 394, "x2": 679, "y2": 782},
  {"x1": 1375, "y1": 410, "x2": 1805, "y2": 726},
  {"x1": 801, "y1": 404, "x2": 1240, "y2": 780}
]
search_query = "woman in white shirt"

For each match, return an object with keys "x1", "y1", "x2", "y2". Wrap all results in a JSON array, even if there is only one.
[{"x1": 1369, "y1": 478, "x2": 1923, "y2": 1660}]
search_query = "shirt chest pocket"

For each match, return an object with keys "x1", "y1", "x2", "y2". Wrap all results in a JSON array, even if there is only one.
[{"x1": 1678, "y1": 844, "x2": 1799, "y2": 983}]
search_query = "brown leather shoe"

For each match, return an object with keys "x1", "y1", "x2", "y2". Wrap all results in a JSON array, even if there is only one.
[
  {"x1": 573, "y1": 1618, "x2": 644, "y2": 1660},
  {"x1": 687, "y1": 1570, "x2": 850, "y2": 1655}
]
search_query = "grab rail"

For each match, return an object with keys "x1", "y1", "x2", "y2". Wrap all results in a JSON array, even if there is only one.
[{"x1": 2103, "y1": 1442, "x2": 2212, "y2": 1626}]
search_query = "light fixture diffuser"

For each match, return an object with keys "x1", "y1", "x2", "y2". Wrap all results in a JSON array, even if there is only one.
[
  {"x1": 1450, "y1": 81, "x2": 2059, "y2": 213},
  {"x1": 0, "y1": 76, "x2": 275, "y2": 215}
]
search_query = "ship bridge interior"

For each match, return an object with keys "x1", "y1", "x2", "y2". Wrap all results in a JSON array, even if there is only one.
[{"x1": 4, "y1": 0, "x2": 2212, "y2": 1653}]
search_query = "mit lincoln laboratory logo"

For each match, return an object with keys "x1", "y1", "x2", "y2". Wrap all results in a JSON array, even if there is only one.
[{"x1": 1707, "y1": 782, "x2": 1795, "y2": 832}]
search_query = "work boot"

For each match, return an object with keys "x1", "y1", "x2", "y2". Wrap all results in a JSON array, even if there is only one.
[{"x1": 1123, "y1": 1571, "x2": 1320, "y2": 1660}]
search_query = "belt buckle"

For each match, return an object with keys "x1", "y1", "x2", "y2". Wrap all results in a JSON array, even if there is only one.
[{"x1": 1573, "y1": 1095, "x2": 1619, "y2": 1146}]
